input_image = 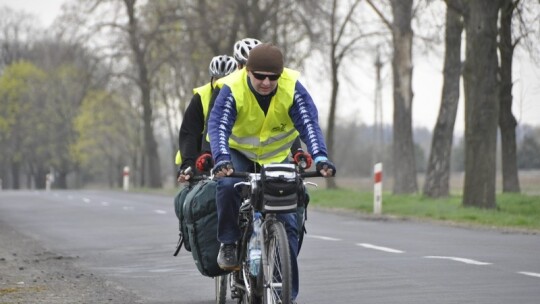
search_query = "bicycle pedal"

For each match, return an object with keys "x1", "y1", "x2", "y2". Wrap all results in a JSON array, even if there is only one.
[
  {"x1": 230, "y1": 286, "x2": 241, "y2": 299},
  {"x1": 240, "y1": 201, "x2": 252, "y2": 212}
]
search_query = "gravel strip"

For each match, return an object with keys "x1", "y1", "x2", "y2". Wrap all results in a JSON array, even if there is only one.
[{"x1": 0, "y1": 220, "x2": 141, "y2": 304}]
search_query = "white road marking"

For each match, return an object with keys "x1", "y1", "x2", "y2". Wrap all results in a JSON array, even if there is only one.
[
  {"x1": 101, "y1": 201, "x2": 110, "y2": 206},
  {"x1": 518, "y1": 271, "x2": 540, "y2": 278},
  {"x1": 424, "y1": 256, "x2": 491, "y2": 265},
  {"x1": 307, "y1": 235, "x2": 342, "y2": 241},
  {"x1": 154, "y1": 209, "x2": 167, "y2": 215},
  {"x1": 357, "y1": 243, "x2": 404, "y2": 253},
  {"x1": 123, "y1": 206, "x2": 134, "y2": 211},
  {"x1": 148, "y1": 269, "x2": 175, "y2": 273},
  {"x1": 83, "y1": 198, "x2": 91, "y2": 203}
]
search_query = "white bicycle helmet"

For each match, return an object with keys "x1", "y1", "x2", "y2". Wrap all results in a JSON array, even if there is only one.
[
  {"x1": 233, "y1": 38, "x2": 262, "y2": 65},
  {"x1": 209, "y1": 55, "x2": 237, "y2": 78}
]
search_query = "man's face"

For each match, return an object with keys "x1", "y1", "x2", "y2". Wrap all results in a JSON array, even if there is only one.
[{"x1": 248, "y1": 71, "x2": 280, "y2": 95}]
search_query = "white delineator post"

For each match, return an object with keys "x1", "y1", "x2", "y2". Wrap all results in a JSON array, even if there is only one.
[
  {"x1": 373, "y1": 163, "x2": 383, "y2": 215},
  {"x1": 123, "y1": 166, "x2": 130, "y2": 191}
]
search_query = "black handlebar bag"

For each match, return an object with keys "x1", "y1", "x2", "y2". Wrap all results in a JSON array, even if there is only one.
[{"x1": 260, "y1": 164, "x2": 300, "y2": 214}]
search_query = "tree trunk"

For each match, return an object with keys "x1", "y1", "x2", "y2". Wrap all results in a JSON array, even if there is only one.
[
  {"x1": 124, "y1": 0, "x2": 162, "y2": 188},
  {"x1": 499, "y1": 0, "x2": 520, "y2": 193},
  {"x1": 325, "y1": 54, "x2": 338, "y2": 189},
  {"x1": 33, "y1": 166, "x2": 48, "y2": 189},
  {"x1": 56, "y1": 170, "x2": 68, "y2": 189},
  {"x1": 423, "y1": 2, "x2": 463, "y2": 198},
  {"x1": 11, "y1": 161, "x2": 20, "y2": 189},
  {"x1": 390, "y1": 0, "x2": 417, "y2": 194},
  {"x1": 462, "y1": 0, "x2": 500, "y2": 208}
]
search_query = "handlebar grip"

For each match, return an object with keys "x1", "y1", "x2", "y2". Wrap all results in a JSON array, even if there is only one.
[
  {"x1": 189, "y1": 175, "x2": 208, "y2": 182},
  {"x1": 300, "y1": 171, "x2": 321, "y2": 178}
]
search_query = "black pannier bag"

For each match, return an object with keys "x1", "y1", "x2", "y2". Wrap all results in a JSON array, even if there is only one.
[
  {"x1": 260, "y1": 163, "x2": 300, "y2": 214},
  {"x1": 173, "y1": 185, "x2": 192, "y2": 252}
]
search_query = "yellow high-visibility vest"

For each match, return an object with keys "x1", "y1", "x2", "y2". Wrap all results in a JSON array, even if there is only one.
[
  {"x1": 219, "y1": 68, "x2": 300, "y2": 164},
  {"x1": 175, "y1": 82, "x2": 214, "y2": 165},
  {"x1": 193, "y1": 82, "x2": 213, "y2": 120}
]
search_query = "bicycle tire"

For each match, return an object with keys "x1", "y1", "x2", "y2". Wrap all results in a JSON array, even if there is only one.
[
  {"x1": 262, "y1": 220, "x2": 292, "y2": 304},
  {"x1": 215, "y1": 274, "x2": 228, "y2": 304}
]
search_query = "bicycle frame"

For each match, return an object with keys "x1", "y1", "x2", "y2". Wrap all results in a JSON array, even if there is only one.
[{"x1": 225, "y1": 166, "x2": 319, "y2": 304}]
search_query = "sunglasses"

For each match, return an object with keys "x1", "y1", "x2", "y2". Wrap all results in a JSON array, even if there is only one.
[{"x1": 251, "y1": 72, "x2": 281, "y2": 81}]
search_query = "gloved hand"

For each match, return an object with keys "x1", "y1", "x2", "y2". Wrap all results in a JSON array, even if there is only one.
[
  {"x1": 293, "y1": 149, "x2": 312, "y2": 170},
  {"x1": 196, "y1": 152, "x2": 214, "y2": 172},
  {"x1": 212, "y1": 160, "x2": 234, "y2": 177},
  {"x1": 314, "y1": 156, "x2": 336, "y2": 177}
]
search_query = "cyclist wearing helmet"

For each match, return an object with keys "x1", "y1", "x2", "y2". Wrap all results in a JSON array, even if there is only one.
[
  {"x1": 233, "y1": 37, "x2": 261, "y2": 68},
  {"x1": 176, "y1": 55, "x2": 237, "y2": 182},
  {"x1": 209, "y1": 54, "x2": 237, "y2": 78}
]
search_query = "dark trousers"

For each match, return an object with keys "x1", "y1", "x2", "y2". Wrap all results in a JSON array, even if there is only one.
[{"x1": 216, "y1": 149, "x2": 300, "y2": 299}]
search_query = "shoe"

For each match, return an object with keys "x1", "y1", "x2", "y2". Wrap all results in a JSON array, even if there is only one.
[{"x1": 217, "y1": 243, "x2": 239, "y2": 270}]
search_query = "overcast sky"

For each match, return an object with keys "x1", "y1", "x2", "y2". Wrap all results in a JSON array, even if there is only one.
[
  {"x1": 2, "y1": 0, "x2": 539, "y2": 134},
  {"x1": 1, "y1": 0, "x2": 64, "y2": 27}
]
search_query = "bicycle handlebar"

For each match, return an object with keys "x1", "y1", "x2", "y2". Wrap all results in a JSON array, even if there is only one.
[
  {"x1": 180, "y1": 166, "x2": 322, "y2": 184},
  {"x1": 300, "y1": 171, "x2": 321, "y2": 178},
  {"x1": 227, "y1": 170, "x2": 321, "y2": 179},
  {"x1": 188, "y1": 174, "x2": 210, "y2": 182}
]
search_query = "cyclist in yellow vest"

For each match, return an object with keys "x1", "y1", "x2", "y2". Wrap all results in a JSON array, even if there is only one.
[
  {"x1": 208, "y1": 43, "x2": 336, "y2": 302},
  {"x1": 198, "y1": 39, "x2": 312, "y2": 174},
  {"x1": 212, "y1": 39, "x2": 312, "y2": 167},
  {"x1": 176, "y1": 55, "x2": 237, "y2": 183}
]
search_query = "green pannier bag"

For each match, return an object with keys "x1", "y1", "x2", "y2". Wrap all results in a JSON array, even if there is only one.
[{"x1": 183, "y1": 179, "x2": 229, "y2": 277}]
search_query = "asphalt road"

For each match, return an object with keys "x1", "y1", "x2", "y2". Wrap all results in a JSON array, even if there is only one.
[{"x1": 0, "y1": 189, "x2": 539, "y2": 304}]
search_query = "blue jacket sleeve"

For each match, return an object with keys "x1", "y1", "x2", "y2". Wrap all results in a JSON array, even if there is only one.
[
  {"x1": 289, "y1": 81, "x2": 328, "y2": 159},
  {"x1": 208, "y1": 85, "x2": 237, "y2": 164}
]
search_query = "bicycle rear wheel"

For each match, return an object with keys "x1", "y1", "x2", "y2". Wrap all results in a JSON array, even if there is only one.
[{"x1": 262, "y1": 220, "x2": 291, "y2": 304}]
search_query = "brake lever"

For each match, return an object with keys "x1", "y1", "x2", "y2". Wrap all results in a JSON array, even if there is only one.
[{"x1": 304, "y1": 181, "x2": 318, "y2": 188}]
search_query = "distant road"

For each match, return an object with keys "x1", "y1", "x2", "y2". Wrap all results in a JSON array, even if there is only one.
[{"x1": 1, "y1": 190, "x2": 539, "y2": 304}]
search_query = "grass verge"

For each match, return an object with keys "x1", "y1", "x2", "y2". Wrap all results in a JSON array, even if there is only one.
[
  {"x1": 308, "y1": 189, "x2": 540, "y2": 232},
  {"x1": 136, "y1": 183, "x2": 540, "y2": 232}
]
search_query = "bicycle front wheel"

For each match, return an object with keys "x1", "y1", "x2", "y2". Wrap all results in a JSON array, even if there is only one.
[
  {"x1": 262, "y1": 220, "x2": 291, "y2": 304},
  {"x1": 215, "y1": 274, "x2": 227, "y2": 304}
]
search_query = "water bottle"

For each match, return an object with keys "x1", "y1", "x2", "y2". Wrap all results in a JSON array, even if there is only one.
[{"x1": 248, "y1": 212, "x2": 262, "y2": 277}]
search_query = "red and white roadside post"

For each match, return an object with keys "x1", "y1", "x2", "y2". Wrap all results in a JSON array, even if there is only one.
[
  {"x1": 373, "y1": 163, "x2": 383, "y2": 215},
  {"x1": 123, "y1": 166, "x2": 130, "y2": 191},
  {"x1": 45, "y1": 173, "x2": 53, "y2": 191}
]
